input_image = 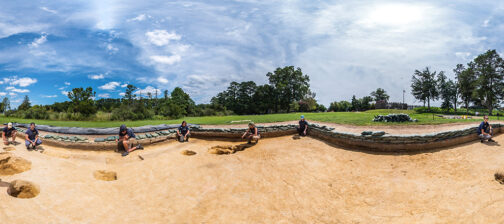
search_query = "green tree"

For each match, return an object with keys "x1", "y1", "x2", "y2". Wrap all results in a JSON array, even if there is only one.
[
  {"x1": 370, "y1": 88, "x2": 390, "y2": 102},
  {"x1": 437, "y1": 72, "x2": 457, "y2": 110},
  {"x1": 351, "y1": 95, "x2": 360, "y2": 111},
  {"x1": 0, "y1": 97, "x2": 10, "y2": 113},
  {"x1": 266, "y1": 66, "x2": 310, "y2": 113},
  {"x1": 411, "y1": 67, "x2": 439, "y2": 111},
  {"x1": 252, "y1": 84, "x2": 275, "y2": 114},
  {"x1": 67, "y1": 87, "x2": 97, "y2": 116},
  {"x1": 18, "y1": 95, "x2": 31, "y2": 111},
  {"x1": 456, "y1": 63, "x2": 477, "y2": 113},
  {"x1": 123, "y1": 84, "x2": 137, "y2": 106},
  {"x1": 171, "y1": 87, "x2": 195, "y2": 116},
  {"x1": 472, "y1": 49, "x2": 504, "y2": 115}
]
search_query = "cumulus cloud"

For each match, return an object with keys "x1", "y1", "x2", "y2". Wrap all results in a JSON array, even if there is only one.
[
  {"x1": 99, "y1": 81, "x2": 121, "y2": 90},
  {"x1": 98, "y1": 93, "x2": 110, "y2": 98},
  {"x1": 106, "y1": 44, "x2": 118, "y2": 54},
  {"x1": 146, "y1": 30, "x2": 181, "y2": 46},
  {"x1": 0, "y1": 92, "x2": 6, "y2": 96},
  {"x1": 150, "y1": 55, "x2": 181, "y2": 65},
  {"x1": 40, "y1": 6, "x2": 57, "y2": 14},
  {"x1": 134, "y1": 86, "x2": 161, "y2": 97},
  {"x1": 6, "y1": 86, "x2": 29, "y2": 93},
  {"x1": 128, "y1": 14, "x2": 147, "y2": 22},
  {"x1": 120, "y1": 83, "x2": 128, "y2": 88},
  {"x1": 42, "y1": 95, "x2": 58, "y2": 98},
  {"x1": 61, "y1": 91, "x2": 69, "y2": 96},
  {"x1": 157, "y1": 77, "x2": 169, "y2": 84},
  {"x1": 4, "y1": 77, "x2": 38, "y2": 87},
  {"x1": 89, "y1": 74, "x2": 105, "y2": 80},
  {"x1": 64, "y1": 82, "x2": 71, "y2": 85}
]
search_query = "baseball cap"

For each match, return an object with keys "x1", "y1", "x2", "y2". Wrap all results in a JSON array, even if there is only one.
[
  {"x1": 301, "y1": 115, "x2": 305, "y2": 119},
  {"x1": 7, "y1": 122, "x2": 12, "y2": 128}
]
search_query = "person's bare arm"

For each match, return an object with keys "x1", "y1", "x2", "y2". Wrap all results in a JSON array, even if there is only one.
[{"x1": 185, "y1": 130, "x2": 190, "y2": 137}]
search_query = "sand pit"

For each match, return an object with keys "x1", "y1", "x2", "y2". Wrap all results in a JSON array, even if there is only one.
[
  {"x1": 1, "y1": 134, "x2": 504, "y2": 223},
  {"x1": 3, "y1": 146, "x2": 16, "y2": 151},
  {"x1": 7, "y1": 180, "x2": 40, "y2": 198},
  {"x1": 181, "y1": 150, "x2": 197, "y2": 156},
  {"x1": 93, "y1": 170, "x2": 117, "y2": 181},
  {"x1": 495, "y1": 171, "x2": 504, "y2": 184},
  {"x1": 0, "y1": 152, "x2": 31, "y2": 175},
  {"x1": 208, "y1": 143, "x2": 254, "y2": 154}
]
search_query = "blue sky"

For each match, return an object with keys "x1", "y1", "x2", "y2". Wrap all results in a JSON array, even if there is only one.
[{"x1": 0, "y1": 0, "x2": 503, "y2": 107}]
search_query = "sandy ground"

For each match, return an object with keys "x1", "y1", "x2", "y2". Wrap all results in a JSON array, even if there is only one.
[
  {"x1": 1, "y1": 135, "x2": 504, "y2": 223},
  {"x1": 204, "y1": 120, "x2": 504, "y2": 135}
]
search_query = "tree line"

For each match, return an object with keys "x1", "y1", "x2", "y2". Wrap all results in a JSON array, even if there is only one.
[
  {"x1": 0, "y1": 66, "x2": 329, "y2": 120},
  {"x1": 411, "y1": 49, "x2": 504, "y2": 115}
]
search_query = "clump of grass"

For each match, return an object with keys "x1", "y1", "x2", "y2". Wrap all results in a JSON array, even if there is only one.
[{"x1": 494, "y1": 171, "x2": 504, "y2": 185}]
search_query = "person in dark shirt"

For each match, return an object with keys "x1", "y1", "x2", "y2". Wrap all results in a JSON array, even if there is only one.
[
  {"x1": 176, "y1": 121, "x2": 190, "y2": 142},
  {"x1": 3, "y1": 122, "x2": 17, "y2": 145},
  {"x1": 297, "y1": 115, "x2": 309, "y2": 136},
  {"x1": 478, "y1": 115, "x2": 495, "y2": 143},
  {"x1": 25, "y1": 122, "x2": 42, "y2": 150},
  {"x1": 242, "y1": 122, "x2": 260, "y2": 144},
  {"x1": 117, "y1": 124, "x2": 143, "y2": 156}
]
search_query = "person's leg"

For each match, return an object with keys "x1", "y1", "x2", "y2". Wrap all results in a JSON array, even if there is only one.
[
  {"x1": 253, "y1": 135, "x2": 260, "y2": 143},
  {"x1": 3, "y1": 135, "x2": 8, "y2": 145},
  {"x1": 246, "y1": 134, "x2": 252, "y2": 144},
  {"x1": 25, "y1": 140, "x2": 31, "y2": 149},
  {"x1": 11, "y1": 131, "x2": 17, "y2": 142},
  {"x1": 185, "y1": 134, "x2": 190, "y2": 142},
  {"x1": 297, "y1": 127, "x2": 302, "y2": 136}
]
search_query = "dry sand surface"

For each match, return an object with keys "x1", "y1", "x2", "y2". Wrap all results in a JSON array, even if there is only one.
[{"x1": 1, "y1": 135, "x2": 504, "y2": 223}]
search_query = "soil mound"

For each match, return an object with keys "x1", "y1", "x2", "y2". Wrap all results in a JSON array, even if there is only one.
[
  {"x1": 0, "y1": 153, "x2": 31, "y2": 175},
  {"x1": 93, "y1": 170, "x2": 117, "y2": 181},
  {"x1": 181, "y1": 150, "x2": 196, "y2": 156},
  {"x1": 8, "y1": 180, "x2": 40, "y2": 198}
]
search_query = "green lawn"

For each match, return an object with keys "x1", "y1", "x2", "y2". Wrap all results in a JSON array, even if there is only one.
[{"x1": 0, "y1": 109, "x2": 500, "y2": 128}]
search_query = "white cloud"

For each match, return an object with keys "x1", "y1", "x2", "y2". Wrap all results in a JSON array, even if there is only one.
[
  {"x1": 89, "y1": 74, "x2": 105, "y2": 80},
  {"x1": 0, "y1": 92, "x2": 6, "y2": 96},
  {"x1": 61, "y1": 91, "x2": 69, "y2": 96},
  {"x1": 99, "y1": 81, "x2": 121, "y2": 90},
  {"x1": 6, "y1": 86, "x2": 29, "y2": 93},
  {"x1": 98, "y1": 93, "x2": 110, "y2": 98},
  {"x1": 30, "y1": 33, "x2": 48, "y2": 48},
  {"x1": 106, "y1": 44, "x2": 118, "y2": 54},
  {"x1": 40, "y1": 6, "x2": 57, "y2": 14},
  {"x1": 134, "y1": 86, "x2": 161, "y2": 97},
  {"x1": 129, "y1": 14, "x2": 147, "y2": 22},
  {"x1": 42, "y1": 95, "x2": 58, "y2": 98},
  {"x1": 146, "y1": 30, "x2": 181, "y2": 46},
  {"x1": 64, "y1": 82, "x2": 71, "y2": 85},
  {"x1": 4, "y1": 77, "x2": 38, "y2": 87},
  {"x1": 119, "y1": 92, "x2": 125, "y2": 96},
  {"x1": 121, "y1": 83, "x2": 128, "y2": 88},
  {"x1": 483, "y1": 19, "x2": 490, "y2": 27},
  {"x1": 150, "y1": 55, "x2": 181, "y2": 65},
  {"x1": 157, "y1": 77, "x2": 169, "y2": 84}
]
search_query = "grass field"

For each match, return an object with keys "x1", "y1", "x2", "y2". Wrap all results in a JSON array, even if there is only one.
[{"x1": 1, "y1": 109, "x2": 501, "y2": 128}]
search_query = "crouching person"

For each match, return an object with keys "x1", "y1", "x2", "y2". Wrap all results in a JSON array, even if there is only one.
[
  {"x1": 117, "y1": 124, "x2": 143, "y2": 157},
  {"x1": 25, "y1": 122, "x2": 42, "y2": 150},
  {"x1": 242, "y1": 122, "x2": 260, "y2": 144},
  {"x1": 478, "y1": 115, "x2": 496, "y2": 143},
  {"x1": 297, "y1": 115, "x2": 309, "y2": 136},
  {"x1": 3, "y1": 122, "x2": 17, "y2": 145},
  {"x1": 177, "y1": 121, "x2": 190, "y2": 142}
]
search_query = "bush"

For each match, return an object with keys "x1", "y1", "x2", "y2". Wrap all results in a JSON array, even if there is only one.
[{"x1": 373, "y1": 114, "x2": 416, "y2": 122}]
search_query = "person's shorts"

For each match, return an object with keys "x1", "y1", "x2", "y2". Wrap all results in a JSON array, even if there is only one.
[
  {"x1": 25, "y1": 139, "x2": 42, "y2": 146},
  {"x1": 479, "y1": 134, "x2": 492, "y2": 139}
]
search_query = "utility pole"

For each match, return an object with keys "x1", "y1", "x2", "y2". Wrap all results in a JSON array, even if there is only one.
[{"x1": 403, "y1": 90, "x2": 405, "y2": 110}]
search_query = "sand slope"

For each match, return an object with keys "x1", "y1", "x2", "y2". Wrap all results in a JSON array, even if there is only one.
[{"x1": 1, "y1": 135, "x2": 504, "y2": 223}]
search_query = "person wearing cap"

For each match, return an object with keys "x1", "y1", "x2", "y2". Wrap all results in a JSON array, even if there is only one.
[
  {"x1": 2, "y1": 122, "x2": 17, "y2": 145},
  {"x1": 176, "y1": 121, "x2": 190, "y2": 142},
  {"x1": 25, "y1": 122, "x2": 42, "y2": 150},
  {"x1": 297, "y1": 115, "x2": 309, "y2": 136},
  {"x1": 116, "y1": 124, "x2": 143, "y2": 156},
  {"x1": 478, "y1": 115, "x2": 496, "y2": 143},
  {"x1": 241, "y1": 122, "x2": 260, "y2": 144}
]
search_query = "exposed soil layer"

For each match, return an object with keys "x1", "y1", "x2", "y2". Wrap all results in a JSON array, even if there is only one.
[
  {"x1": 7, "y1": 180, "x2": 40, "y2": 198},
  {"x1": 1, "y1": 135, "x2": 504, "y2": 223}
]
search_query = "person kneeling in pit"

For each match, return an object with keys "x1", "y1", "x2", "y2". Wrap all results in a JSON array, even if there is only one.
[
  {"x1": 242, "y1": 122, "x2": 260, "y2": 144},
  {"x1": 478, "y1": 115, "x2": 496, "y2": 143},
  {"x1": 3, "y1": 122, "x2": 17, "y2": 145},
  {"x1": 177, "y1": 121, "x2": 190, "y2": 142},
  {"x1": 25, "y1": 122, "x2": 42, "y2": 150},
  {"x1": 117, "y1": 124, "x2": 143, "y2": 157},
  {"x1": 297, "y1": 115, "x2": 309, "y2": 136}
]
